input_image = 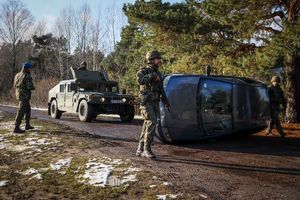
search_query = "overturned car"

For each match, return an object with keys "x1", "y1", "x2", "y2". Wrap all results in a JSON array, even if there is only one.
[
  {"x1": 156, "y1": 74, "x2": 269, "y2": 143},
  {"x1": 48, "y1": 68, "x2": 135, "y2": 122}
]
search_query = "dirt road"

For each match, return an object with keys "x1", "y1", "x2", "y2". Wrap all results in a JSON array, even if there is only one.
[{"x1": 1, "y1": 105, "x2": 300, "y2": 200}]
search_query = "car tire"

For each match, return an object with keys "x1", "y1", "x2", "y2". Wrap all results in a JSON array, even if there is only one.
[
  {"x1": 50, "y1": 100, "x2": 62, "y2": 119},
  {"x1": 120, "y1": 105, "x2": 135, "y2": 122},
  {"x1": 78, "y1": 100, "x2": 93, "y2": 122},
  {"x1": 156, "y1": 120, "x2": 174, "y2": 144}
]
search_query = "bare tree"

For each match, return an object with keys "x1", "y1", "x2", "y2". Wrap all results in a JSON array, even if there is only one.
[
  {"x1": 74, "y1": 3, "x2": 91, "y2": 62},
  {"x1": 55, "y1": 6, "x2": 74, "y2": 77},
  {"x1": 105, "y1": 3, "x2": 127, "y2": 52},
  {"x1": 0, "y1": 0, "x2": 34, "y2": 83}
]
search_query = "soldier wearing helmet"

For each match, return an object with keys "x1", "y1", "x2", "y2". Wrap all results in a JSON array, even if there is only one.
[
  {"x1": 136, "y1": 50, "x2": 169, "y2": 159},
  {"x1": 266, "y1": 76, "x2": 286, "y2": 138},
  {"x1": 13, "y1": 62, "x2": 35, "y2": 133},
  {"x1": 78, "y1": 61, "x2": 87, "y2": 70}
]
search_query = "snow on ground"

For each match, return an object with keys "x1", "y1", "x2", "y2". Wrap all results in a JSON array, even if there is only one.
[
  {"x1": 157, "y1": 193, "x2": 183, "y2": 200},
  {"x1": 20, "y1": 168, "x2": 43, "y2": 180},
  {"x1": 50, "y1": 158, "x2": 72, "y2": 170},
  {"x1": 0, "y1": 180, "x2": 8, "y2": 187},
  {"x1": 79, "y1": 158, "x2": 142, "y2": 187}
]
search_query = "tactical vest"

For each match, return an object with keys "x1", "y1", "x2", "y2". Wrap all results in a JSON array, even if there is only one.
[{"x1": 137, "y1": 65, "x2": 161, "y2": 104}]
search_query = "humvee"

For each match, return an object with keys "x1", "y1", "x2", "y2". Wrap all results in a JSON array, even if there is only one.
[{"x1": 48, "y1": 68, "x2": 135, "y2": 122}]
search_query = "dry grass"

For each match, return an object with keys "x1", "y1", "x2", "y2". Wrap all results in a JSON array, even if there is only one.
[{"x1": 0, "y1": 78, "x2": 59, "y2": 107}]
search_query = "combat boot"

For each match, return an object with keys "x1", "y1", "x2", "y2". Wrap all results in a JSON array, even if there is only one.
[
  {"x1": 136, "y1": 149, "x2": 143, "y2": 157},
  {"x1": 265, "y1": 130, "x2": 272, "y2": 136},
  {"x1": 142, "y1": 150, "x2": 157, "y2": 159},
  {"x1": 13, "y1": 126, "x2": 25, "y2": 134},
  {"x1": 25, "y1": 124, "x2": 34, "y2": 130}
]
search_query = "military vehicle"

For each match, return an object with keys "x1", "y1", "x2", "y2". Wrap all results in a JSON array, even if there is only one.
[
  {"x1": 48, "y1": 68, "x2": 135, "y2": 122},
  {"x1": 156, "y1": 74, "x2": 269, "y2": 143}
]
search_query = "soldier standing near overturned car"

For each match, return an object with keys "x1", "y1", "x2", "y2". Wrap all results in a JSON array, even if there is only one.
[
  {"x1": 136, "y1": 50, "x2": 170, "y2": 159},
  {"x1": 13, "y1": 62, "x2": 35, "y2": 133},
  {"x1": 266, "y1": 76, "x2": 286, "y2": 138}
]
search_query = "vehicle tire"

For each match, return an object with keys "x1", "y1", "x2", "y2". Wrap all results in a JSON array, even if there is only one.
[
  {"x1": 120, "y1": 105, "x2": 135, "y2": 122},
  {"x1": 50, "y1": 100, "x2": 62, "y2": 119},
  {"x1": 78, "y1": 100, "x2": 93, "y2": 122},
  {"x1": 156, "y1": 120, "x2": 174, "y2": 144}
]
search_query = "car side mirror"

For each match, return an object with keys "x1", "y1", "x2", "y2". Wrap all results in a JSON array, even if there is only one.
[
  {"x1": 70, "y1": 82, "x2": 76, "y2": 91},
  {"x1": 122, "y1": 89, "x2": 126, "y2": 94}
]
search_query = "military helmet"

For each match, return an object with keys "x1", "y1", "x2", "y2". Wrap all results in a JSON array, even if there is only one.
[
  {"x1": 146, "y1": 50, "x2": 161, "y2": 61},
  {"x1": 271, "y1": 76, "x2": 280, "y2": 83},
  {"x1": 22, "y1": 62, "x2": 32, "y2": 69},
  {"x1": 80, "y1": 61, "x2": 87, "y2": 66}
]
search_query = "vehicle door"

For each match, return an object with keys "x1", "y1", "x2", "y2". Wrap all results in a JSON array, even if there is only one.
[
  {"x1": 57, "y1": 83, "x2": 66, "y2": 110},
  {"x1": 199, "y1": 79, "x2": 233, "y2": 136},
  {"x1": 65, "y1": 82, "x2": 75, "y2": 111}
]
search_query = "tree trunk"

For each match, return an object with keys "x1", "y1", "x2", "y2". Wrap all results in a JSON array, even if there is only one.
[{"x1": 284, "y1": 51, "x2": 300, "y2": 123}]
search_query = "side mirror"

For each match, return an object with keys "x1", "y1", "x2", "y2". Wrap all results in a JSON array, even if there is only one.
[
  {"x1": 122, "y1": 89, "x2": 126, "y2": 94},
  {"x1": 70, "y1": 82, "x2": 76, "y2": 91}
]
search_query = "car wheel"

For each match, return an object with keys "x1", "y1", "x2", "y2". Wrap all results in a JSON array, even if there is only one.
[
  {"x1": 156, "y1": 120, "x2": 174, "y2": 144},
  {"x1": 120, "y1": 105, "x2": 135, "y2": 122},
  {"x1": 78, "y1": 100, "x2": 93, "y2": 122},
  {"x1": 50, "y1": 100, "x2": 62, "y2": 119}
]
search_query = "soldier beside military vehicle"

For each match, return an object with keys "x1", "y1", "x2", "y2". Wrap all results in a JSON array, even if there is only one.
[
  {"x1": 136, "y1": 50, "x2": 170, "y2": 159},
  {"x1": 12, "y1": 56, "x2": 287, "y2": 160},
  {"x1": 13, "y1": 62, "x2": 35, "y2": 133}
]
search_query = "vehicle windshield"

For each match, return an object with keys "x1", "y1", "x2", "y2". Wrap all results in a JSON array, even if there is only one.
[{"x1": 77, "y1": 81, "x2": 119, "y2": 93}]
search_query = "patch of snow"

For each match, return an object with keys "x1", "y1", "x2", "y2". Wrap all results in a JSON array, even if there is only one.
[
  {"x1": 153, "y1": 176, "x2": 158, "y2": 179},
  {"x1": 0, "y1": 180, "x2": 8, "y2": 187},
  {"x1": 125, "y1": 167, "x2": 142, "y2": 174},
  {"x1": 121, "y1": 174, "x2": 137, "y2": 184},
  {"x1": 21, "y1": 168, "x2": 43, "y2": 180},
  {"x1": 80, "y1": 160, "x2": 113, "y2": 187},
  {"x1": 22, "y1": 168, "x2": 39, "y2": 175},
  {"x1": 162, "y1": 182, "x2": 172, "y2": 186},
  {"x1": 50, "y1": 158, "x2": 72, "y2": 170},
  {"x1": 157, "y1": 193, "x2": 183, "y2": 200},
  {"x1": 150, "y1": 185, "x2": 157, "y2": 188},
  {"x1": 111, "y1": 159, "x2": 124, "y2": 165}
]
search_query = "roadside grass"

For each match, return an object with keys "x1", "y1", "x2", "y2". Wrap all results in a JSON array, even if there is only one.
[{"x1": 0, "y1": 111, "x2": 180, "y2": 200}]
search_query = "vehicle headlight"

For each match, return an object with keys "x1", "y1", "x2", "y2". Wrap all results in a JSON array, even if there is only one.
[
  {"x1": 100, "y1": 97, "x2": 105, "y2": 102},
  {"x1": 122, "y1": 97, "x2": 127, "y2": 103}
]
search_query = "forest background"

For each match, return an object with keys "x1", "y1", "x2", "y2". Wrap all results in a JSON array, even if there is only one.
[{"x1": 0, "y1": 0, "x2": 299, "y2": 122}]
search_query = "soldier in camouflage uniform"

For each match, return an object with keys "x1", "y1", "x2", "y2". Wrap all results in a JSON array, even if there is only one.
[
  {"x1": 136, "y1": 50, "x2": 169, "y2": 159},
  {"x1": 266, "y1": 76, "x2": 286, "y2": 138},
  {"x1": 13, "y1": 62, "x2": 35, "y2": 133}
]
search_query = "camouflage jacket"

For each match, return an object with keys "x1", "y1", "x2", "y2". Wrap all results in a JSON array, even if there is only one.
[
  {"x1": 136, "y1": 64, "x2": 162, "y2": 104},
  {"x1": 14, "y1": 68, "x2": 35, "y2": 101},
  {"x1": 268, "y1": 85, "x2": 286, "y2": 111}
]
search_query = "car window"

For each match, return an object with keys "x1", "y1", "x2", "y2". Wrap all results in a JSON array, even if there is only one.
[
  {"x1": 59, "y1": 84, "x2": 65, "y2": 92},
  {"x1": 201, "y1": 79, "x2": 233, "y2": 134}
]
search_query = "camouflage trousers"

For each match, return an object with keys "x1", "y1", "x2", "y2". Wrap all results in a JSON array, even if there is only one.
[
  {"x1": 15, "y1": 100, "x2": 31, "y2": 127},
  {"x1": 137, "y1": 102, "x2": 159, "y2": 152},
  {"x1": 266, "y1": 109, "x2": 284, "y2": 135}
]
